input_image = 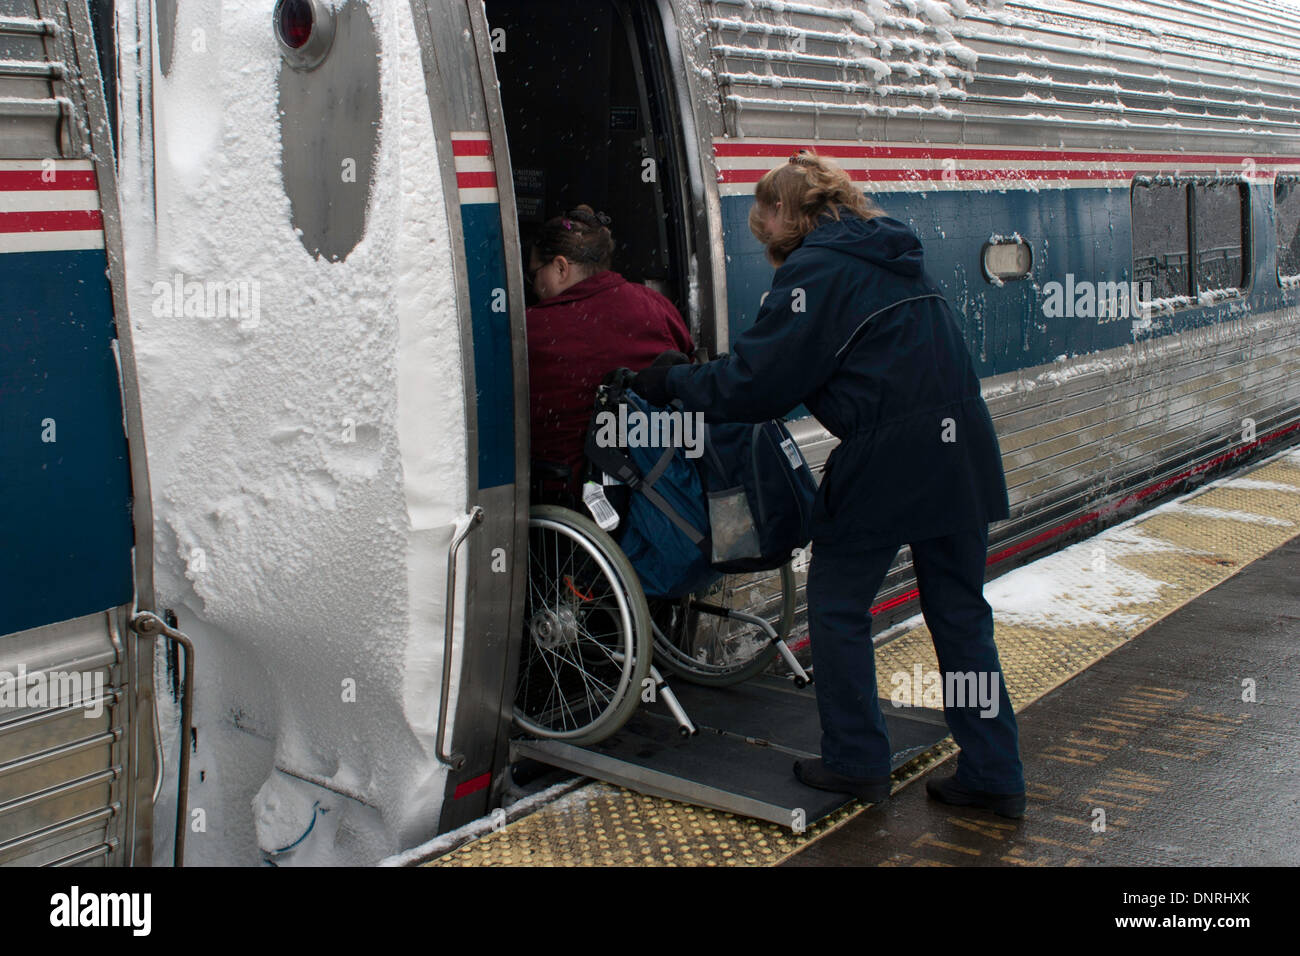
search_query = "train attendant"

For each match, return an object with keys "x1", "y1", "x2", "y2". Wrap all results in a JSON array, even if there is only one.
[
  {"x1": 525, "y1": 205, "x2": 694, "y2": 499},
  {"x1": 632, "y1": 152, "x2": 1027, "y2": 817}
]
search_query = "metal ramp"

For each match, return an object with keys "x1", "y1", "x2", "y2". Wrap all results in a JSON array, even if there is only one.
[{"x1": 511, "y1": 676, "x2": 951, "y2": 828}]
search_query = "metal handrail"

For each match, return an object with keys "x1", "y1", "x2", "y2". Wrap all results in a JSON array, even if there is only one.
[
  {"x1": 129, "y1": 612, "x2": 194, "y2": 867},
  {"x1": 437, "y1": 507, "x2": 484, "y2": 769}
]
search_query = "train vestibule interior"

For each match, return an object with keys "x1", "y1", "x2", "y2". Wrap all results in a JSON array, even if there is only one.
[{"x1": 485, "y1": 0, "x2": 690, "y2": 318}]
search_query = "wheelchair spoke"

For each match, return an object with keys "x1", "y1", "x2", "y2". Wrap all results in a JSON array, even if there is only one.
[
  {"x1": 515, "y1": 507, "x2": 651, "y2": 742},
  {"x1": 532, "y1": 647, "x2": 575, "y2": 729}
]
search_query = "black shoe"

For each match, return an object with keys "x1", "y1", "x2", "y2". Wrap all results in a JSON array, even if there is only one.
[
  {"x1": 925, "y1": 773, "x2": 1026, "y2": 819},
  {"x1": 794, "y1": 758, "x2": 891, "y2": 802}
]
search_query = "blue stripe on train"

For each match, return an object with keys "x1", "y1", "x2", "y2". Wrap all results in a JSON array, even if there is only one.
[
  {"x1": 1, "y1": 249, "x2": 133, "y2": 636},
  {"x1": 459, "y1": 203, "x2": 516, "y2": 490},
  {"x1": 720, "y1": 186, "x2": 1296, "y2": 381}
]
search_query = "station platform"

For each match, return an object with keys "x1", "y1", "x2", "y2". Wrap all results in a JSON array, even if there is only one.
[
  {"x1": 784, "y1": 524, "x2": 1299, "y2": 866},
  {"x1": 423, "y1": 447, "x2": 1300, "y2": 867}
]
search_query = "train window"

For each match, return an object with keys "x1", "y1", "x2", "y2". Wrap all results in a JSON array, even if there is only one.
[
  {"x1": 1277, "y1": 177, "x2": 1300, "y2": 285},
  {"x1": 981, "y1": 237, "x2": 1032, "y2": 283},
  {"x1": 1131, "y1": 181, "x2": 1191, "y2": 302},
  {"x1": 1194, "y1": 181, "x2": 1249, "y2": 294}
]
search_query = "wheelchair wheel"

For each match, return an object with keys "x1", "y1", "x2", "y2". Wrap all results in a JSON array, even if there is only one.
[
  {"x1": 648, "y1": 562, "x2": 796, "y2": 686},
  {"x1": 513, "y1": 505, "x2": 652, "y2": 745}
]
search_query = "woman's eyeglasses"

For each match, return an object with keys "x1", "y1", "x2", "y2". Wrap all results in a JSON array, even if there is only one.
[{"x1": 527, "y1": 258, "x2": 553, "y2": 284}]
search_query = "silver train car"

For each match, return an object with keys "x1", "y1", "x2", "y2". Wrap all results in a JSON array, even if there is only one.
[{"x1": 1, "y1": 0, "x2": 1297, "y2": 865}]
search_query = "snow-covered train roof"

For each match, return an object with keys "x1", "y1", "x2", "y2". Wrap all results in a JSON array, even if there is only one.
[{"x1": 695, "y1": 0, "x2": 1300, "y2": 150}]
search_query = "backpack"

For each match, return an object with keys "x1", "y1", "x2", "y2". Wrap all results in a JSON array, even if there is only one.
[
  {"x1": 582, "y1": 368, "x2": 817, "y2": 594},
  {"x1": 583, "y1": 378, "x2": 721, "y2": 599}
]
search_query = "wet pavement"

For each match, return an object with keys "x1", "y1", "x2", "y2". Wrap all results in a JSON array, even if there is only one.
[{"x1": 782, "y1": 533, "x2": 1300, "y2": 867}]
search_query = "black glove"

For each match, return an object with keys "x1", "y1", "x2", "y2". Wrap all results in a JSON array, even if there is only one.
[
  {"x1": 649, "y1": 350, "x2": 691, "y2": 368},
  {"x1": 631, "y1": 351, "x2": 690, "y2": 406},
  {"x1": 600, "y1": 366, "x2": 636, "y2": 388},
  {"x1": 630, "y1": 365, "x2": 672, "y2": 406}
]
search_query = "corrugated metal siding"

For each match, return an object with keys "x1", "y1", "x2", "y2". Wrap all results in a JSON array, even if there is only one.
[
  {"x1": 961, "y1": 0, "x2": 1300, "y2": 142},
  {"x1": 701, "y1": 0, "x2": 1300, "y2": 148},
  {"x1": 0, "y1": 1, "x2": 68, "y2": 159},
  {"x1": 703, "y1": 0, "x2": 979, "y2": 134}
]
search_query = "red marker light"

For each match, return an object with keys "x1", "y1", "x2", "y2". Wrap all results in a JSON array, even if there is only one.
[
  {"x1": 276, "y1": 0, "x2": 313, "y2": 49},
  {"x1": 273, "y1": 0, "x2": 335, "y2": 70}
]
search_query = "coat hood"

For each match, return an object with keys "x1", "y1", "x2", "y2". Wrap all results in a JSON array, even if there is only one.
[{"x1": 800, "y1": 211, "x2": 924, "y2": 277}]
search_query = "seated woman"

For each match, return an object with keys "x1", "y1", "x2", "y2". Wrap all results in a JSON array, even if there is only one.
[{"x1": 526, "y1": 205, "x2": 694, "y2": 501}]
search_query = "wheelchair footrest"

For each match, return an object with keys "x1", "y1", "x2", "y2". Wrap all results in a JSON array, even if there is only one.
[{"x1": 649, "y1": 664, "x2": 696, "y2": 737}]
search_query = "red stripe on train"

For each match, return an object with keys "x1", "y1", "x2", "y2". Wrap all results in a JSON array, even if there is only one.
[
  {"x1": 0, "y1": 170, "x2": 98, "y2": 191},
  {"x1": 456, "y1": 171, "x2": 497, "y2": 189},
  {"x1": 720, "y1": 167, "x2": 1135, "y2": 184},
  {"x1": 452, "y1": 138, "x2": 493, "y2": 157},
  {"x1": 0, "y1": 209, "x2": 104, "y2": 233},
  {"x1": 714, "y1": 142, "x2": 1300, "y2": 166},
  {"x1": 452, "y1": 772, "x2": 491, "y2": 799}
]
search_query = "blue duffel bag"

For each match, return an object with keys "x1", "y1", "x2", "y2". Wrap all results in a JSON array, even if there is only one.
[
  {"x1": 583, "y1": 367, "x2": 818, "y2": 595},
  {"x1": 583, "y1": 378, "x2": 721, "y2": 599}
]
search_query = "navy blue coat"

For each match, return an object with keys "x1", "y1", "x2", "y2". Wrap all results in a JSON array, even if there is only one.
[{"x1": 665, "y1": 211, "x2": 1010, "y2": 548}]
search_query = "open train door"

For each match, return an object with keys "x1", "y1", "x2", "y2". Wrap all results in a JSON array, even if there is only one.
[
  {"x1": 482, "y1": 0, "x2": 726, "y2": 349},
  {"x1": 0, "y1": 0, "x2": 186, "y2": 866},
  {"x1": 401, "y1": 1, "x2": 532, "y2": 835}
]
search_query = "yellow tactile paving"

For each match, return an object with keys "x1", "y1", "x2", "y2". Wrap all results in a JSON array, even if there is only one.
[{"x1": 428, "y1": 451, "x2": 1300, "y2": 867}]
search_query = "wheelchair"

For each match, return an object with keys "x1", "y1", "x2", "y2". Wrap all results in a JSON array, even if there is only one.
[{"x1": 514, "y1": 459, "x2": 810, "y2": 746}]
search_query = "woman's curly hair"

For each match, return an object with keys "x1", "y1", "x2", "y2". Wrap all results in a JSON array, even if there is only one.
[{"x1": 748, "y1": 149, "x2": 885, "y2": 266}]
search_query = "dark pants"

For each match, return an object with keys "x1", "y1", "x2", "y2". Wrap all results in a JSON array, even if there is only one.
[{"x1": 806, "y1": 526, "x2": 1025, "y2": 793}]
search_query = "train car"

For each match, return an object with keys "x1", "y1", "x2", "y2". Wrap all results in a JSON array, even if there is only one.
[{"x1": 2, "y1": 0, "x2": 1297, "y2": 866}]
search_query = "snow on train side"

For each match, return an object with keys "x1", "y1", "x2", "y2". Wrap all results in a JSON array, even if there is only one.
[{"x1": 113, "y1": 0, "x2": 526, "y2": 864}]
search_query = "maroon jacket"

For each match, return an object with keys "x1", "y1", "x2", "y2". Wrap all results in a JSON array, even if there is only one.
[{"x1": 527, "y1": 270, "x2": 693, "y2": 489}]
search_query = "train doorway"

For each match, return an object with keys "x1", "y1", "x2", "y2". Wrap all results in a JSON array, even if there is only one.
[
  {"x1": 474, "y1": 0, "x2": 952, "y2": 830},
  {"x1": 476, "y1": 0, "x2": 954, "y2": 829},
  {"x1": 484, "y1": 0, "x2": 695, "y2": 322}
]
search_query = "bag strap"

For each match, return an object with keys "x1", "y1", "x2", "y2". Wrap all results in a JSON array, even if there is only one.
[
  {"x1": 584, "y1": 433, "x2": 642, "y2": 487},
  {"x1": 700, "y1": 422, "x2": 728, "y2": 479},
  {"x1": 637, "y1": 446, "x2": 704, "y2": 545},
  {"x1": 642, "y1": 444, "x2": 675, "y2": 487}
]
